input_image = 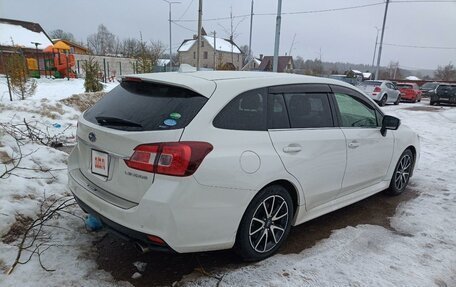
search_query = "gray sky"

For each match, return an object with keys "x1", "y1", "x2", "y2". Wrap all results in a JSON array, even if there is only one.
[{"x1": 1, "y1": 0, "x2": 455, "y2": 70}]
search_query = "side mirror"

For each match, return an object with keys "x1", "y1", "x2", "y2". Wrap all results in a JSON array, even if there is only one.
[{"x1": 381, "y1": 115, "x2": 400, "y2": 136}]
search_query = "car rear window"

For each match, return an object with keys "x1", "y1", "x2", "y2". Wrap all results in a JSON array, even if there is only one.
[
  {"x1": 362, "y1": 81, "x2": 382, "y2": 86},
  {"x1": 84, "y1": 81, "x2": 207, "y2": 131},
  {"x1": 397, "y1": 84, "x2": 413, "y2": 89}
]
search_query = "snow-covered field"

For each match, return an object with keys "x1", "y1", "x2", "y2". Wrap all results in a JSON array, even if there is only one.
[{"x1": 0, "y1": 78, "x2": 455, "y2": 286}]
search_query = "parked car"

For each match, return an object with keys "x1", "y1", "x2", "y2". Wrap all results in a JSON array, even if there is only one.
[
  {"x1": 419, "y1": 82, "x2": 440, "y2": 98},
  {"x1": 396, "y1": 83, "x2": 422, "y2": 103},
  {"x1": 430, "y1": 84, "x2": 456, "y2": 105},
  {"x1": 68, "y1": 71, "x2": 420, "y2": 261},
  {"x1": 357, "y1": 80, "x2": 401, "y2": 106}
]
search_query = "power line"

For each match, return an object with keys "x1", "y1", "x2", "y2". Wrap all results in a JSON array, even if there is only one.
[
  {"x1": 172, "y1": 0, "x2": 455, "y2": 22},
  {"x1": 171, "y1": 20, "x2": 197, "y2": 33},
  {"x1": 177, "y1": 0, "x2": 194, "y2": 20},
  {"x1": 382, "y1": 43, "x2": 456, "y2": 50}
]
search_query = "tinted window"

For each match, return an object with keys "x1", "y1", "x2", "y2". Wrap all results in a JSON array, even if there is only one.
[
  {"x1": 421, "y1": 82, "x2": 438, "y2": 90},
  {"x1": 362, "y1": 81, "x2": 382, "y2": 86},
  {"x1": 283, "y1": 93, "x2": 333, "y2": 128},
  {"x1": 84, "y1": 81, "x2": 207, "y2": 131},
  {"x1": 268, "y1": 94, "x2": 289, "y2": 129},
  {"x1": 213, "y1": 88, "x2": 267, "y2": 131},
  {"x1": 335, "y1": 93, "x2": 378, "y2": 128},
  {"x1": 397, "y1": 84, "x2": 413, "y2": 89}
]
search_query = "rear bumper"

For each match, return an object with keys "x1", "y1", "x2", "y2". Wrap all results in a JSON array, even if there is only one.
[
  {"x1": 68, "y1": 167, "x2": 252, "y2": 253},
  {"x1": 73, "y1": 193, "x2": 172, "y2": 252}
]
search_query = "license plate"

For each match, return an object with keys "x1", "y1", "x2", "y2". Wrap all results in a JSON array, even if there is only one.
[{"x1": 91, "y1": 150, "x2": 109, "y2": 177}]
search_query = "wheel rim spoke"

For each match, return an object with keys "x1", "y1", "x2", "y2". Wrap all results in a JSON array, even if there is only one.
[{"x1": 249, "y1": 195, "x2": 289, "y2": 253}]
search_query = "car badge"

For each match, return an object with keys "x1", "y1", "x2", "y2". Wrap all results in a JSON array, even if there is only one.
[{"x1": 88, "y1": 132, "x2": 96, "y2": 143}]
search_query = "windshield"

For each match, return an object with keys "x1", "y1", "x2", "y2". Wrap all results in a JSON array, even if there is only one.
[
  {"x1": 420, "y1": 83, "x2": 438, "y2": 90},
  {"x1": 84, "y1": 81, "x2": 208, "y2": 131}
]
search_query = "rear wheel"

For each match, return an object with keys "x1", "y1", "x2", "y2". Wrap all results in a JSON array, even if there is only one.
[
  {"x1": 384, "y1": 149, "x2": 414, "y2": 196},
  {"x1": 235, "y1": 185, "x2": 294, "y2": 261},
  {"x1": 380, "y1": 95, "x2": 387, "y2": 106}
]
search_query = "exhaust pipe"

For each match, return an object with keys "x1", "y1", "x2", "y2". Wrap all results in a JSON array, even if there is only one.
[{"x1": 134, "y1": 241, "x2": 150, "y2": 254}]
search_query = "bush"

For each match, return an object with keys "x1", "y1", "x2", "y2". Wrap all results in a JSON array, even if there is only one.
[{"x1": 5, "y1": 52, "x2": 37, "y2": 100}]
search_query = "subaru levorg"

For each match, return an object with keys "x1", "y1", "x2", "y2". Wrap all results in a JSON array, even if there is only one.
[{"x1": 68, "y1": 71, "x2": 420, "y2": 261}]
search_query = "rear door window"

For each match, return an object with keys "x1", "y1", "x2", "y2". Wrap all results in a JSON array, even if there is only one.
[
  {"x1": 213, "y1": 88, "x2": 267, "y2": 131},
  {"x1": 283, "y1": 93, "x2": 334, "y2": 128},
  {"x1": 84, "y1": 81, "x2": 207, "y2": 131}
]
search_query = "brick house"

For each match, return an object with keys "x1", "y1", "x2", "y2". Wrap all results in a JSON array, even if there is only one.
[{"x1": 177, "y1": 29, "x2": 243, "y2": 70}]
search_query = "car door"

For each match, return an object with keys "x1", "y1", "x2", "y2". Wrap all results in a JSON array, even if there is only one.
[
  {"x1": 331, "y1": 85, "x2": 394, "y2": 197},
  {"x1": 267, "y1": 84, "x2": 347, "y2": 210},
  {"x1": 386, "y1": 82, "x2": 400, "y2": 103}
]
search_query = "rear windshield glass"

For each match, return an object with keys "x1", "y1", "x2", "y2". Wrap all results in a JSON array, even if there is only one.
[
  {"x1": 397, "y1": 84, "x2": 413, "y2": 89},
  {"x1": 84, "y1": 81, "x2": 208, "y2": 131},
  {"x1": 362, "y1": 81, "x2": 382, "y2": 86}
]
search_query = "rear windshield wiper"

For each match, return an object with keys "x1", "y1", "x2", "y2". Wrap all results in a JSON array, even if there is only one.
[{"x1": 95, "y1": 116, "x2": 144, "y2": 130}]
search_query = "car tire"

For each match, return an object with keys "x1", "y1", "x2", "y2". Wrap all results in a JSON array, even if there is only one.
[
  {"x1": 235, "y1": 185, "x2": 294, "y2": 261},
  {"x1": 380, "y1": 95, "x2": 387, "y2": 106},
  {"x1": 394, "y1": 95, "x2": 400, "y2": 105},
  {"x1": 384, "y1": 149, "x2": 414, "y2": 196},
  {"x1": 430, "y1": 100, "x2": 435, "y2": 105}
]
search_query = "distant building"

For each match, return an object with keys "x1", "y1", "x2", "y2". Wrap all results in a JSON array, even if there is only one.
[
  {"x1": 177, "y1": 28, "x2": 243, "y2": 70},
  {"x1": 0, "y1": 18, "x2": 54, "y2": 74},
  {"x1": 241, "y1": 56, "x2": 262, "y2": 71},
  {"x1": 257, "y1": 56, "x2": 294, "y2": 73},
  {"x1": 52, "y1": 39, "x2": 89, "y2": 55}
]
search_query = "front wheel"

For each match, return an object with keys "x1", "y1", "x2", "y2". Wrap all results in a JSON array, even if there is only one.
[
  {"x1": 394, "y1": 95, "x2": 401, "y2": 105},
  {"x1": 235, "y1": 185, "x2": 294, "y2": 261},
  {"x1": 384, "y1": 149, "x2": 414, "y2": 196}
]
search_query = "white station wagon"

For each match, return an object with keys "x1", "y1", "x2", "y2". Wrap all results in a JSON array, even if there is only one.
[{"x1": 68, "y1": 71, "x2": 420, "y2": 261}]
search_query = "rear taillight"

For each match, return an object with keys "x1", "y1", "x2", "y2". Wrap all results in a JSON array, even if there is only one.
[
  {"x1": 124, "y1": 142, "x2": 213, "y2": 176},
  {"x1": 373, "y1": 86, "x2": 382, "y2": 93}
]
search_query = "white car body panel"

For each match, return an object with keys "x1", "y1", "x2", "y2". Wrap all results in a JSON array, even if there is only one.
[{"x1": 68, "y1": 71, "x2": 420, "y2": 253}]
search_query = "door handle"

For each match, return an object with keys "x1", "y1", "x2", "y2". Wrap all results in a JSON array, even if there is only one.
[
  {"x1": 348, "y1": 141, "x2": 360, "y2": 149},
  {"x1": 283, "y1": 144, "x2": 302, "y2": 153}
]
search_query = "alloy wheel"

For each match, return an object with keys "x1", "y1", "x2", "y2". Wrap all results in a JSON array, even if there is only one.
[
  {"x1": 394, "y1": 154, "x2": 412, "y2": 191},
  {"x1": 248, "y1": 195, "x2": 289, "y2": 253}
]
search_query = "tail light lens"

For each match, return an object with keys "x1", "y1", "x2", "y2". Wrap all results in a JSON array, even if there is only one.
[
  {"x1": 373, "y1": 86, "x2": 382, "y2": 93},
  {"x1": 124, "y1": 142, "x2": 213, "y2": 176}
]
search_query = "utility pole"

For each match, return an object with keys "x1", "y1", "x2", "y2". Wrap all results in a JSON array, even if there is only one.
[
  {"x1": 164, "y1": 0, "x2": 181, "y2": 72},
  {"x1": 272, "y1": 0, "x2": 283, "y2": 72},
  {"x1": 196, "y1": 0, "x2": 203, "y2": 71},
  {"x1": 375, "y1": 0, "x2": 390, "y2": 80},
  {"x1": 212, "y1": 31, "x2": 217, "y2": 70},
  {"x1": 248, "y1": 0, "x2": 254, "y2": 63},
  {"x1": 371, "y1": 27, "x2": 380, "y2": 70}
]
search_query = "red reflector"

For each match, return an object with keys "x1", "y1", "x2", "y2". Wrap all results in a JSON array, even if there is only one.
[
  {"x1": 147, "y1": 235, "x2": 166, "y2": 246},
  {"x1": 373, "y1": 86, "x2": 382, "y2": 93},
  {"x1": 124, "y1": 142, "x2": 213, "y2": 176}
]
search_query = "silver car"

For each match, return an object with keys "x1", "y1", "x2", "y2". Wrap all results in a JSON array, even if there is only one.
[{"x1": 358, "y1": 80, "x2": 401, "y2": 106}]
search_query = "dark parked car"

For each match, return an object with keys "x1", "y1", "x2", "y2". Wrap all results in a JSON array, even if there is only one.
[
  {"x1": 419, "y1": 82, "x2": 440, "y2": 98},
  {"x1": 430, "y1": 84, "x2": 456, "y2": 105}
]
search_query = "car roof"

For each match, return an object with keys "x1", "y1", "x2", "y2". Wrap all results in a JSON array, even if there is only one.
[{"x1": 124, "y1": 71, "x2": 357, "y2": 98}]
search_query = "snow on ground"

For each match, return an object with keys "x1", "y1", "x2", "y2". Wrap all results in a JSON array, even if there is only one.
[
  {"x1": 0, "y1": 77, "x2": 127, "y2": 286},
  {"x1": 0, "y1": 77, "x2": 455, "y2": 287}
]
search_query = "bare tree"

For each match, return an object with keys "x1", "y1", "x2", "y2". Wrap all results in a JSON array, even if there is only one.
[
  {"x1": 434, "y1": 63, "x2": 456, "y2": 81},
  {"x1": 49, "y1": 29, "x2": 75, "y2": 42},
  {"x1": 87, "y1": 24, "x2": 116, "y2": 55}
]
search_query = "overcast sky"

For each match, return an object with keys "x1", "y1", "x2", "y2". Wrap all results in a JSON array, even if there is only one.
[{"x1": 1, "y1": 0, "x2": 455, "y2": 70}]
